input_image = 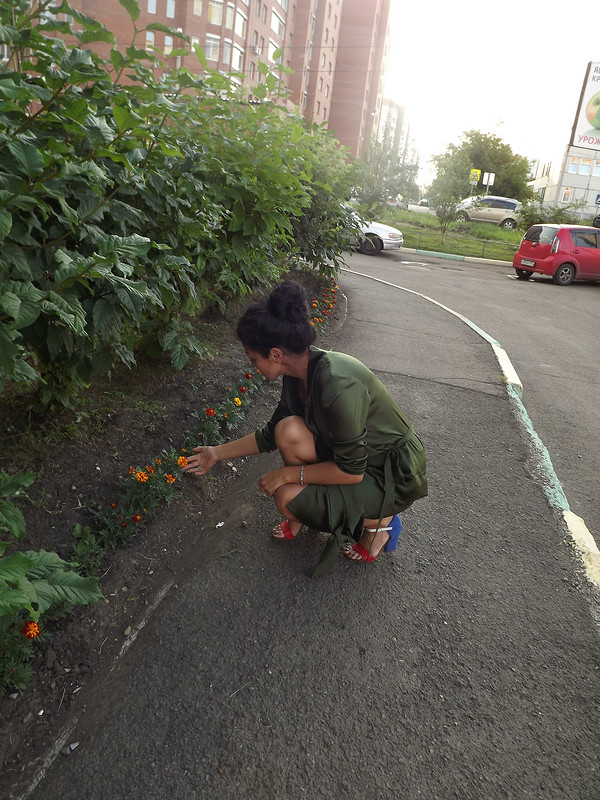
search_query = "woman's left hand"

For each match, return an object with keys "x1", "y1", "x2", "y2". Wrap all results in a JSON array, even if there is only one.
[{"x1": 258, "y1": 468, "x2": 289, "y2": 497}]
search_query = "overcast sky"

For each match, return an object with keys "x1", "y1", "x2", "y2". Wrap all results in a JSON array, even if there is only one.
[{"x1": 384, "y1": 0, "x2": 599, "y2": 186}]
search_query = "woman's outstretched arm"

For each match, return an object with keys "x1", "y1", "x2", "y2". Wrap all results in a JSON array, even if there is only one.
[{"x1": 184, "y1": 433, "x2": 260, "y2": 477}]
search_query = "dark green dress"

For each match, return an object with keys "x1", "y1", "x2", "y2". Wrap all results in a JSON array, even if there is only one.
[{"x1": 255, "y1": 346, "x2": 428, "y2": 574}]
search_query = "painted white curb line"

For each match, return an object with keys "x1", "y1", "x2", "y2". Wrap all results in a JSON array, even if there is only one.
[{"x1": 342, "y1": 267, "x2": 599, "y2": 589}]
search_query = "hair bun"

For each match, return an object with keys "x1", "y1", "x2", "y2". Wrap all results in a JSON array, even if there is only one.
[{"x1": 267, "y1": 281, "x2": 309, "y2": 323}]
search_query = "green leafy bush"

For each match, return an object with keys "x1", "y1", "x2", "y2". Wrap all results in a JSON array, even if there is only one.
[{"x1": 0, "y1": 0, "x2": 351, "y2": 409}]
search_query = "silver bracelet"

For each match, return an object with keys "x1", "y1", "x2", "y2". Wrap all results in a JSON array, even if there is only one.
[{"x1": 300, "y1": 466, "x2": 304, "y2": 485}]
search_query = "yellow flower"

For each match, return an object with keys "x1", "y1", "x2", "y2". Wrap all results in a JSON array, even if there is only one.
[
  {"x1": 233, "y1": 397, "x2": 242, "y2": 407},
  {"x1": 166, "y1": 474, "x2": 176, "y2": 484},
  {"x1": 177, "y1": 456, "x2": 188, "y2": 468},
  {"x1": 136, "y1": 471, "x2": 149, "y2": 483}
]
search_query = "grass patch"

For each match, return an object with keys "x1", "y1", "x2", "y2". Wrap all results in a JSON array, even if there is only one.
[{"x1": 378, "y1": 209, "x2": 522, "y2": 261}]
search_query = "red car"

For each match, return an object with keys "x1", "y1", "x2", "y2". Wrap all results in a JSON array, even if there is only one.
[{"x1": 513, "y1": 224, "x2": 600, "y2": 285}]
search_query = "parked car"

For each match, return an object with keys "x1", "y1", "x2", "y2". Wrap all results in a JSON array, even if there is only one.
[
  {"x1": 418, "y1": 198, "x2": 430, "y2": 207},
  {"x1": 355, "y1": 219, "x2": 404, "y2": 255},
  {"x1": 512, "y1": 223, "x2": 600, "y2": 285},
  {"x1": 457, "y1": 195, "x2": 521, "y2": 229},
  {"x1": 388, "y1": 195, "x2": 409, "y2": 209}
]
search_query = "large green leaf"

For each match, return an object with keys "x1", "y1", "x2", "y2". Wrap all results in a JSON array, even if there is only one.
[
  {"x1": 0, "y1": 471, "x2": 37, "y2": 499},
  {"x1": 0, "y1": 500, "x2": 26, "y2": 539},
  {"x1": 119, "y1": 0, "x2": 140, "y2": 22},
  {"x1": 0, "y1": 208, "x2": 12, "y2": 243},
  {"x1": 7, "y1": 141, "x2": 45, "y2": 179}
]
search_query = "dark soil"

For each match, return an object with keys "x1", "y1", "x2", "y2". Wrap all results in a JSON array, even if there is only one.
[{"x1": 0, "y1": 270, "x2": 342, "y2": 790}]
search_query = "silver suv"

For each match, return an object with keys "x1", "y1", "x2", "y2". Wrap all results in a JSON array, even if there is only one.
[{"x1": 457, "y1": 195, "x2": 521, "y2": 229}]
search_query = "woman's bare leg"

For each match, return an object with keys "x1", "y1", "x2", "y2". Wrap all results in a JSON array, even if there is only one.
[
  {"x1": 344, "y1": 516, "x2": 394, "y2": 560},
  {"x1": 271, "y1": 416, "x2": 317, "y2": 539}
]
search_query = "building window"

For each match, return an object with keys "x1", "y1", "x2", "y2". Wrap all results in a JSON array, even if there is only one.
[
  {"x1": 325, "y1": 84, "x2": 329, "y2": 97},
  {"x1": 323, "y1": 106, "x2": 327, "y2": 120},
  {"x1": 318, "y1": 77, "x2": 323, "y2": 91},
  {"x1": 256, "y1": 0, "x2": 261, "y2": 13},
  {"x1": 147, "y1": 0, "x2": 156, "y2": 12},
  {"x1": 317, "y1": 100, "x2": 320, "y2": 114},
  {"x1": 145, "y1": 30, "x2": 155, "y2": 48},
  {"x1": 208, "y1": 1, "x2": 223, "y2": 25},
  {"x1": 250, "y1": 61, "x2": 256, "y2": 79},
  {"x1": 321, "y1": 52, "x2": 325, "y2": 67},
  {"x1": 232, "y1": 45, "x2": 244, "y2": 70},
  {"x1": 307, "y1": 40, "x2": 312, "y2": 60},
  {"x1": 193, "y1": 0, "x2": 202, "y2": 13},
  {"x1": 271, "y1": 10, "x2": 285, "y2": 37},
  {"x1": 328, "y1": 61, "x2": 331, "y2": 74},
  {"x1": 276, "y1": 0, "x2": 288, "y2": 9},
  {"x1": 268, "y1": 39, "x2": 280, "y2": 62},
  {"x1": 324, "y1": 27, "x2": 329, "y2": 42},
  {"x1": 593, "y1": 162, "x2": 600, "y2": 177},
  {"x1": 191, "y1": 36, "x2": 199, "y2": 48},
  {"x1": 305, "y1": 66, "x2": 310, "y2": 85},
  {"x1": 302, "y1": 91, "x2": 307, "y2": 109},
  {"x1": 561, "y1": 187, "x2": 572, "y2": 202},
  {"x1": 222, "y1": 40, "x2": 231, "y2": 65},
  {"x1": 580, "y1": 159, "x2": 592, "y2": 175},
  {"x1": 235, "y1": 11, "x2": 247, "y2": 37},
  {"x1": 225, "y1": 3, "x2": 234, "y2": 27},
  {"x1": 166, "y1": 0, "x2": 175, "y2": 18},
  {"x1": 328, "y1": 2, "x2": 331, "y2": 16},
  {"x1": 568, "y1": 158, "x2": 579, "y2": 174},
  {"x1": 205, "y1": 34, "x2": 220, "y2": 60},
  {"x1": 310, "y1": 15, "x2": 316, "y2": 36},
  {"x1": 164, "y1": 35, "x2": 173, "y2": 55},
  {"x1": 262, "y1": 4, "x2": 267, "y2": 22}
]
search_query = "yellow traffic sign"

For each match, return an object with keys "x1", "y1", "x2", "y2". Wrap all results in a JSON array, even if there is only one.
[{"x1": 469, "y1": 168, "x2": 481, "y2": 182}]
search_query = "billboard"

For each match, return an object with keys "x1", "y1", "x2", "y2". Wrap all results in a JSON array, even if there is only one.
[{"x1": 571, "y1": 62, "x2": 600, "y2": 152}]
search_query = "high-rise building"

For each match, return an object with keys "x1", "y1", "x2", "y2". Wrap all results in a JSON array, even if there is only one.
[{"x1": 61, "y1": 0, "x2": 392, "y2": 157}]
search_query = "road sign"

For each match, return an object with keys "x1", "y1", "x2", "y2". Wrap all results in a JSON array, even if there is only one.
[
  {"x1": 469, "y1": 168, "x2": 481, "y2": 182},
  {"x1": 596, "y1": 193, "x2": 600, "y2": 205}
]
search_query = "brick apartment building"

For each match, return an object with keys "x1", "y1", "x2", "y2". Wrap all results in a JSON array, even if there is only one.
[{"x1": 63, "y1": 0, "x2": 392, "y2": 157}]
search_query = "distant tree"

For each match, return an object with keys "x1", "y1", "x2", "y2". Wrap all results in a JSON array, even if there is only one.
[
  {"x1": 353, "y1": 119, "x2": 420, "y2": 208},
  {"x1": 429, "y1": 130, "x2": 534, "y2": 202},
  {"x1": 428, "y1": 172, "x2": 461, "y2": 243}
]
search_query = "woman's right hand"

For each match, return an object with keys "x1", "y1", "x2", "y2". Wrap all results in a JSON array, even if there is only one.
[{"x1": 184, "y1": 446, "x2": 219, "y2": 477}]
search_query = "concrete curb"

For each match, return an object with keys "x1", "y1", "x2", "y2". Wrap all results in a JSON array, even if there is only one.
[{"x1": 401, "y1": 246, "x2": 513, "y2": 268}]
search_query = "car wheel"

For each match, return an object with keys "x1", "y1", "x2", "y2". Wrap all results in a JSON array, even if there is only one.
[
  {"x1": 459, "y1": 212, "x2": 469, "y2": 222},
  {"x1": 552, "y1": 263, "x2": 575, "y2": 285},
  {"x1": 515, "y1": 269, "x2": 532, "y2": 280},
  {"x1": 501, "y1": 219, "x2": 517, "y2": 229},
  {"x1": 359, "y1": 235, "x2": 382, "y2": 256}
]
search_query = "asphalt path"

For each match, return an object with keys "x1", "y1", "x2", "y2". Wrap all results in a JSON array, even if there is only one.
[
  {"x1": 20, "y1": 260, "x2": 600, "y2": 800},
  {"x1": 345, "y1": 249, "x2": 600, "y2": 557}
]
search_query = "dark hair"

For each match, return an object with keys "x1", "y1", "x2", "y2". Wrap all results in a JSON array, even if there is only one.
[{"x1": 236, "y1": 281, "x2": 316, "y2": 357}]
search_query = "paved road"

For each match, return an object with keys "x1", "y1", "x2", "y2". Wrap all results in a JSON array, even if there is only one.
[
  {"x1": 345, "y1": 248, "x2": 600, "y2": 554},
  {"x1": 18, "y1": 261, "x2": 600, "y2": 800}
]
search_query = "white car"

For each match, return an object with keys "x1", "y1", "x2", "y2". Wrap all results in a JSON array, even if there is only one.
[{"x1": 356, "y1": 219, "x2": 404, "y2": 255}]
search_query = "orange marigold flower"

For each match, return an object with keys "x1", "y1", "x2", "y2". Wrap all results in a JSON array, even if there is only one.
[
  {"x1": 245, "y1": 372, "x2": 253, "y2": 380},
  {"x1": 310, "y1": 321, "x2": 315, "y2": 326},
  {"x1": 177, "y1": 456, "x2": 188, "y2": 468},
  {"x1": 166, "y1": 474, "x2": 176, "y2": 484},
  {"x1": 312, "y1": 302, "x2": 318, "y2": 308},
  {"x1": 181, "y1": 448, "x2": 188, "y2": 453},
  {"x1": 223, "y1": 412, "x2": 228, "y2": 418},
  {"x1": 128, "y1": 466, "x2": 136, "y2": 474},
  {"x1": 323, "y1": 310, "x2": 329, "y2": 315},
  {"x1": 256, "y1": 369, "x2": 262, "y2": 375},
  {"x1": 122, "y1": 521, "x2": 128, "y2": 528},
  {"x1": 21, "y1": 621, "x2": 40, "y2": 639},
  {"x1": 155, "y1": 459, "x2": 162, "y2": 465},
  {"x1": 239, "y1": 386, "x2": 247, "y2": 393},
  {"x1": 136, "y1": 471, "x2": 149, "y2": 482},
  {"x1": 146, "y1": 465, "x2": 155, "y2": 474},
  {"x1": 205, "y1": 407, "x2": 216, "y2": 417},
  {"x1": 233, "y1": 397, "x2": 242, "y2": 407},
  {"x1": 109, "y1": 502, "x2": 117, "y2": 509},
  {"x1": 132, "y1": 513, "x2": 142, "y2": 523}
]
